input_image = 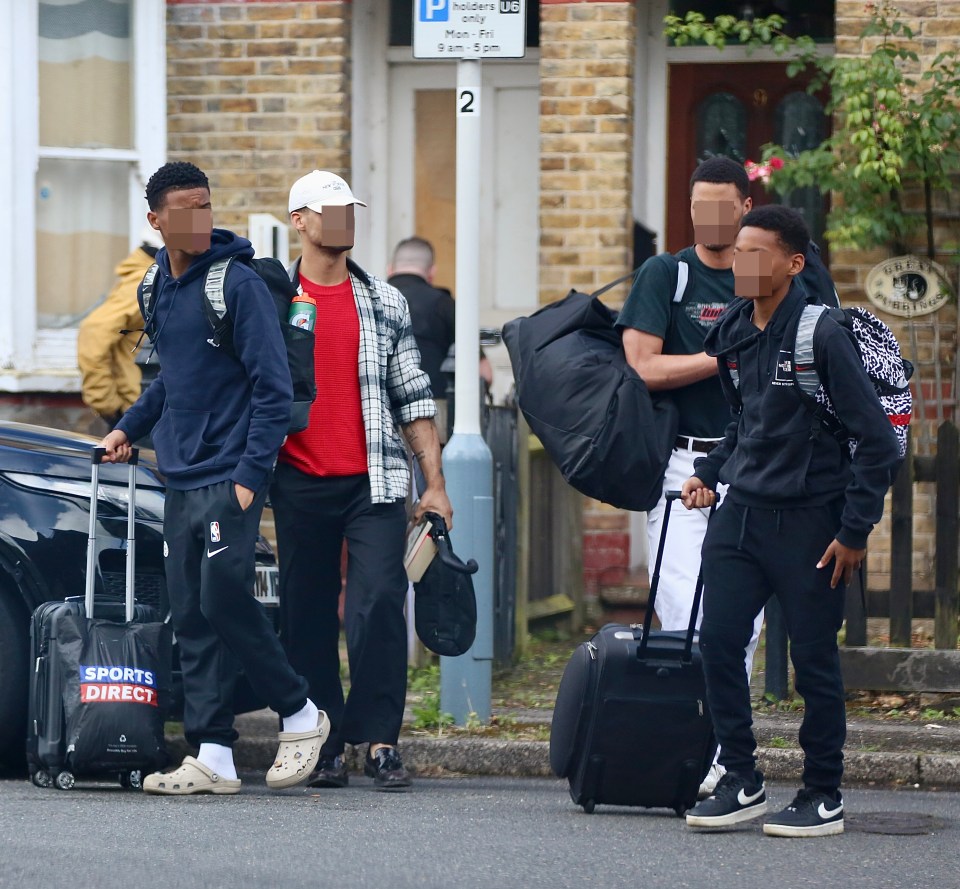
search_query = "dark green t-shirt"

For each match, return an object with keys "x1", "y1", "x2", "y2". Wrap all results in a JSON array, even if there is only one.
[{"x1": 616, "y1": 246, "x2": 734, "y2": 438}]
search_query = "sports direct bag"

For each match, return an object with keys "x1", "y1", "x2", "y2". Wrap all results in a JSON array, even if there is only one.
[
  {"x1": 503, "y1": 285, "x2": 678, "y2": 512},
  {"x1": 58, "y1": 614, "x2": 171, "y2": 775},
  {"x1": 142, "y1": 256, "x2": 316, "y2": 434},
  {"x1": 414, "y1": 514, "x2": 478, "y2": 657},
  {"x1": 26, "y1": 448, "x2": 171, "y2": 790}
]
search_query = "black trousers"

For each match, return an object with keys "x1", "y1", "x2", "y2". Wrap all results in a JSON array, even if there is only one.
[
  {"x1": 699, "y1": 498, "x2": 848, "y2": 793},
  {"x1": 271, "y1": 463, "x2": 409, "y2": 755},
  {"x1": 164, "y1": 480, "x2": 309, "y2": 748}
]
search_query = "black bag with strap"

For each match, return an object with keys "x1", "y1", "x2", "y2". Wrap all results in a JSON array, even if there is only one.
[
  {"x1": 503, "y1": 274, "x2": 678, "y2": 512},
  {"x1": 141, "y1": 256, "x2": 316, "y2": 434},
  {"x1": 414, "y1": 514, "x2": 478, "y2": 658}
]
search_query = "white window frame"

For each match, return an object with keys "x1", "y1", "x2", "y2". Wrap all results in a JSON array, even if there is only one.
[{"x1": 0, "y1": 0, "x2": 166, "y2": 391}]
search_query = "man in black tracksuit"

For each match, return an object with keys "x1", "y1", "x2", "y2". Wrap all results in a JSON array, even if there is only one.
[
  {"x1": 100, "y1": 162, "x2": 327, "y2": 795},
  {"x1": 681, "y1": 206, "x2": 899, "y2": 837},
  {"x1": 386, "y1": 237, "x2": 456, "y2": 397}
]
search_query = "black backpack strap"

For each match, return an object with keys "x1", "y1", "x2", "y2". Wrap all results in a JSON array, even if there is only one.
[
  {"x1": 590, "y1": 267, "x2": 642, "y2": 300},
  {"x1": 593, "y1": 253, "x2": 689, "y2": 303},
  {"x1": 201, "y1": 257, "x2": 235, "y2": 352}
]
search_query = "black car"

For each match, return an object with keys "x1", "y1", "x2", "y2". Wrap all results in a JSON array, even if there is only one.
[{"x1": 0, "y1": 421, "x2": 279, "y2": 768}]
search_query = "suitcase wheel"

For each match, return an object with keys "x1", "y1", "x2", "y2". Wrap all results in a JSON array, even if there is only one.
[
  {"x1": 674, "y1": 805, "x2": 688, "y2": 818},
  {"x1": 120, "y1": 770, "x2": 143, "y2": 790},
  {"x1": 30, "y1": 770, "x2": 52, "y2": 789},
  {"x1": 581, "y1": 799, "x2": 595, "y2": 814},
  {"x1": 55, "y1": 771, "x2": 75, "y2": 791}
]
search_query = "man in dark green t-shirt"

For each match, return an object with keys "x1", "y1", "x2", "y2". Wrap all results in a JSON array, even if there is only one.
[{"x1": 616, "y1": 155, "x2": 764, "y2": 798}]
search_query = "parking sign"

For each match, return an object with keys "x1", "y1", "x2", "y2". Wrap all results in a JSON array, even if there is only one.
[{"x1": 413, "y1": 0, "x2": 526, "y2": 60}]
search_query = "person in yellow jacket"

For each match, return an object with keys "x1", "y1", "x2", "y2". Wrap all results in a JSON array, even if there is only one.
[{"x1": 77, "y1": 227, "x2": 163, "y2": 428}]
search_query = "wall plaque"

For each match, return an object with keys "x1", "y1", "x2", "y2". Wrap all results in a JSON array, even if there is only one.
[{"x1": 865, "y1": 254, "x2": 953, "y2": 317}]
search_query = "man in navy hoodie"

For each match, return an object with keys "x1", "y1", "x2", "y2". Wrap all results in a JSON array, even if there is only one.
[
  {"x1": 681, "y1": 206, "x2": 899, "y2": 837},
  {"x1": 99, "y1": 162, "x2": 328, "y2": 795}
]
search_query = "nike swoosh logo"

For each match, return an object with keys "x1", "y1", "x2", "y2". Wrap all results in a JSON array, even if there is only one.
[
  {"x1": 737, "y1": 787, "x2": 765, "y2": 806},
  {"x1": 207, "y1": 546, "x2": 229, "y2": 558},
  {"x1": 817, "y1": 802, "x2": 843, "y2": 819}
]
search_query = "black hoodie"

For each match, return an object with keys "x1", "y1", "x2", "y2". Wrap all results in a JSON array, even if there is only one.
[
  {"x1": 693, "y1": 282, "x2": 899, "y2": 550},
  {"x1": 117, "y1": 229, "x2": 292, "y2": 492}
]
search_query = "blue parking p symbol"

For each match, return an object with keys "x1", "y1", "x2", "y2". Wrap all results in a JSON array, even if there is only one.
[{"x1": 420, "y1": 0, "x2": 449, "y2": 21}]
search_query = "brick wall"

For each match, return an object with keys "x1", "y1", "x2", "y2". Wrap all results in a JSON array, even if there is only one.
[
  {"x1": 832, "y1": 1, "x2": 960, "y2": 592},
  {"x1": 539, "y1": 1, "x2": 637, "y2": 608},
  {"x1": 166, "y1": 1, "x2": 352, "y2": 243},
  {"x1": 538, "y1": 1, "x2": 636, "y2": 301}
]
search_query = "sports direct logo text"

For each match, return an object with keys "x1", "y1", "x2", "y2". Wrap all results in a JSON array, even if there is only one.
[{"x1": 79, "y1": 665, "x2": 158, "y2": 707}]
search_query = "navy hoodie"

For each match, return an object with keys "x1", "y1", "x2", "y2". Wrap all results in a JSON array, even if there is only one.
[
  {"x1": 117, "y1": 229, "x2": 292, "y2": 492},
  {"x1": 693, "y1": 282, "x2": 899, "y2": 550}
]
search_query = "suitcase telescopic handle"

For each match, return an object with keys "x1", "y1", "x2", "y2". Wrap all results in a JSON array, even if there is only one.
[
  {"x1": 639, "y1": 489, "x2": 715, "y2": 662},
  {"x1": 86, "y1": 446, "x2": 140, "y2": 622},
  {"x1": 91, "y1": 446, "x2": 140, "y2": 466}
]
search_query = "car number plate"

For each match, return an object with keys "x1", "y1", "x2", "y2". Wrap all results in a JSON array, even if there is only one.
[{"x1": 253, "y1": 564, "x2": 280, "y2": 605}]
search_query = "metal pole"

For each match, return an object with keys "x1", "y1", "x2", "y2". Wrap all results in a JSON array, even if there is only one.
[{"x1": 441, "y1": 57, "x2": 494, "y2": 725}]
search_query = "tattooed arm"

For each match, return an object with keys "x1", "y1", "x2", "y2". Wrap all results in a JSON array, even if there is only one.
[{"x1": 402, "y1": 417, "x2": 453, "y2": 530}]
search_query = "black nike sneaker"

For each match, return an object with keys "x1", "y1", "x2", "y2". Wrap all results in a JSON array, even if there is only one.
[
  {"x1": 763, "y1": 788, "x2": 844, "y2": 837},
  {"x1": 685, "y1": 770, "x2": 767, "y2": 828}
]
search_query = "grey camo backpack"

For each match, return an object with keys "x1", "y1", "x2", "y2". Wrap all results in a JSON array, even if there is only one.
[{"x1": 729, "y1": 302, "x2": 913, "y2": 460}]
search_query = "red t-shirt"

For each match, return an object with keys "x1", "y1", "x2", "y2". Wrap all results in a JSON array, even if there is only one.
[{"x1": 279, "y1": 274, "x2": 368, "y2": 476}]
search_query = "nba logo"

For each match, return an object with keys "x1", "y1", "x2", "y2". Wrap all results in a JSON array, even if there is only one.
[
  {"x1": 420, "y1": 0, "x2": 448, "y2": 22},
  {"x1": 210, "y1": 522, "x2": 221, "y2": 543}
]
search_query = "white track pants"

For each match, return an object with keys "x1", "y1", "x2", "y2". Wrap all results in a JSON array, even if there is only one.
[{"x1": 645, "y1": 445, "x2": 763, "y2": 681}]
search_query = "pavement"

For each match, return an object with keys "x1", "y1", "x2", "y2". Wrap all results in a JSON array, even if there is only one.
[{"x1": 165, "y1": 701, "x2": 960, "y2": 789}]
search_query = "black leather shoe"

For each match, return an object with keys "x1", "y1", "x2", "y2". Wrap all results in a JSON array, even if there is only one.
[
  {"x1": 307, "y1": 754, "x2": 349, "y2": 788},
  {"x1": 364, "y1": 746, "x2": 411, "y2": 791}
]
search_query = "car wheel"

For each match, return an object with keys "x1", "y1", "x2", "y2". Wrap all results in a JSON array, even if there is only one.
[{"x1": 0, "y1": 584, "x2": 29, "y2": 770}]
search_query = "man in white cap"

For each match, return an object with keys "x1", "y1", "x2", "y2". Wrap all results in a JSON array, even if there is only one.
[
  {"x1": 271, "y1": 170, "x2": 452, "y2": 790},
  {"x1": 77, "y1": 226, "x2": 164, "y2": 429}
]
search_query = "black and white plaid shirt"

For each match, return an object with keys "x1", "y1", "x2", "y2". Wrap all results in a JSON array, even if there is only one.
[{"x1": 289, "y1": 257, "x2": 436, "y2": 503}]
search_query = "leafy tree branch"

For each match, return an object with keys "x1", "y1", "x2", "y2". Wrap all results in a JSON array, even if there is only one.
[{"x1": 665, "y1": 3, "x2": 960, "y2": 257}]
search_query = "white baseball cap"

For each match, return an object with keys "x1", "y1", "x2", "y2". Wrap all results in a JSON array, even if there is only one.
[{"x1": 288, "y1": 170, "x2": 367, "y2": 214}]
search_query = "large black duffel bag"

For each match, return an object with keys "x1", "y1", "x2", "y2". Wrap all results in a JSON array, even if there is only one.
[{"x1": 503, "y1": 282, "x2": 677, "y2": 512}]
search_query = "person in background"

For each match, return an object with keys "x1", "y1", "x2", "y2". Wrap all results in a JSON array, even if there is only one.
[
  {"x1": 77, "y1": 226, "x2": 163, "y2": 430},
  {"x1": 387, "y1": 237, "x2": 456, "y2": 397},
  {"x1": 387, "y1": 236, "x2": 494, "y2": 403}
]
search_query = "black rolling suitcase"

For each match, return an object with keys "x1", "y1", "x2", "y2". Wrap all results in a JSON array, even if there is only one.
[
  {"x1": 26, "y1": 447, "x2": 172, "y2": 790},
  {"x1": 550, "y1": 490, "x2": 716, "y2": 815}
]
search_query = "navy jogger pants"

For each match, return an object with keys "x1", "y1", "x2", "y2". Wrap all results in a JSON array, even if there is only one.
[
  {"x1": 699, "y1": 498, "x2": 848, "y2": 793},
  {"x1": 164, "y1": 480, "x2": 309, "y2": 748}
]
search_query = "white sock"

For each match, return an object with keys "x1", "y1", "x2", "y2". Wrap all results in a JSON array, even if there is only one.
[
  {"x1": 282, "y1": 698, "x2": 318, "y2": 734},
  {"x1": 197, "y1": 743, "x2": 237, "y2": 781}
]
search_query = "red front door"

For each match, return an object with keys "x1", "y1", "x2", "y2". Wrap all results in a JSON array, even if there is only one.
[{"x1": 666, "y1": 62, "x2": 829, "y2": 255}]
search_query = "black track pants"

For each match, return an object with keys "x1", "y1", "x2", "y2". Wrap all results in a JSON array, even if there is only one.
[
  {"x1": 271, "y1": 464, "x2": 409, "y2": 755},
  {"x1": 164, "y1": 480, "x2": 309, "y2": 748},
  {"x1": 699, "y1": 498, "x2": 848, "y2": 793}
]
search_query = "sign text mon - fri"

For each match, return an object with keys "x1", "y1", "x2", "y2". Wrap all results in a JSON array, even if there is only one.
[{"x1": 413, "y1": 1, "x2": 527, "y2": 60}]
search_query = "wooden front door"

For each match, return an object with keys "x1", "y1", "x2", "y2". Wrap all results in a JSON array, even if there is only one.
[
  {"x1": 666, "y1": 62, "x2": 829, "y2": 254},
  {"x1": 387, "y1": 63, "x2": 540, "y2": 324}
]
